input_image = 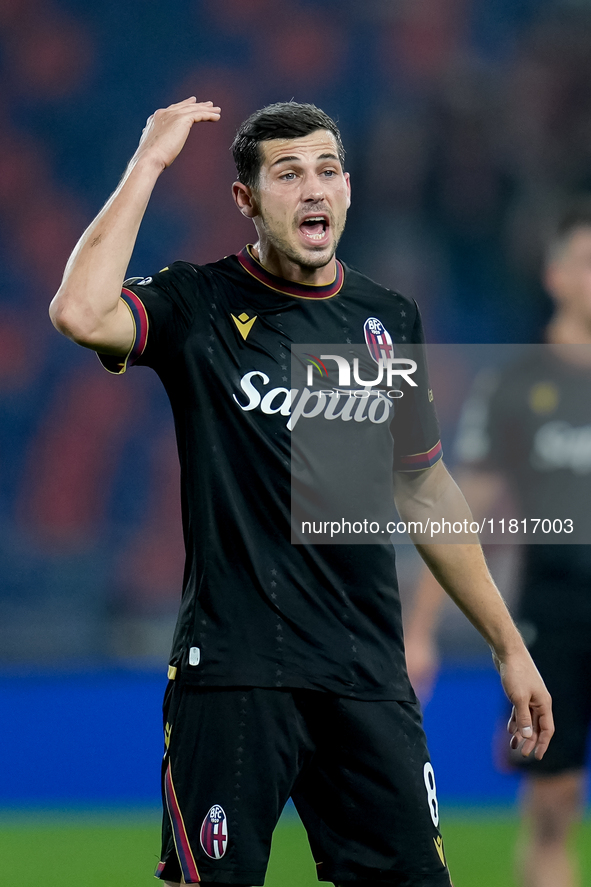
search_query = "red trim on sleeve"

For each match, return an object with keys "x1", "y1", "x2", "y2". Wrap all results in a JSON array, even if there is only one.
[
  {"x1": 96, "y1": 289, "x2": 149, "y2": 375},
  {"x1": 397, "y1": 440, "x2": 443, "y2": 471},
  {"x1": 121, "y1": 287, "x2": 148, "y2": 364}
]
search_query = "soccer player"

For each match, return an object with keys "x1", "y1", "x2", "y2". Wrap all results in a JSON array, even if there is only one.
[
  {"x1": 405, "y1": 203, "x2": 591, "y2": 887},
  {"x1": 50, "y1": 97, "x2": 553, "y2": 887}
]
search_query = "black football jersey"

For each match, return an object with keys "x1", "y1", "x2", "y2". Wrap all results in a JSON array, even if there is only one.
[
  {"x1": 454, "y1": 346, "x2": 591, "y2": 627},
  {"x1": 99, "y1": 246, "x2": 442, "y2": 698}
]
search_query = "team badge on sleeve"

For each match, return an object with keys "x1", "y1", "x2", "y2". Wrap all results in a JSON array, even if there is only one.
[
  {"x1": 364, "y1": 317, "x2": 394, "y2": 363},
  {"x1": 200, "y1": 804, "x2": 228, "y2": 859}
]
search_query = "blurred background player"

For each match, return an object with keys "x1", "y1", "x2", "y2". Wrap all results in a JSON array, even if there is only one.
[{"x1": 404, "y1": 200, "x2": 591, "y2": 887}]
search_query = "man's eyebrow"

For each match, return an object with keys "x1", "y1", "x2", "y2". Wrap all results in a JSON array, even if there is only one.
[
  {"x1": 270, "y1": 152, "x2": 340, "y2": 168},
  {"x1": 270, "y1": 155, "x2": 299, "y2": 168}
]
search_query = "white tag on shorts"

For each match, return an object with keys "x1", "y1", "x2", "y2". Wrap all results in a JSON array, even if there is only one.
[{"x1": 189, "y1": 647, "x2": 201, "y2": 666}]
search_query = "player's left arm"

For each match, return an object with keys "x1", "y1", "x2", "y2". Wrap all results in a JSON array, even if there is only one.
[{"x1": 393, "y1": 458, "x2": 554, "y2": 760}]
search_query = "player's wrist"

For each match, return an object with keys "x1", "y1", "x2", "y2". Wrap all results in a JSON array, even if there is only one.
[
  {"x1": 489, "y1": 632, "x2": 529, "y2": 667},
  {"x1": 478, "y1": 608, "x2": 524, "y2": 658},
  {"x1": 126, "y1": 150, "x2": 167, "y2": 181}
]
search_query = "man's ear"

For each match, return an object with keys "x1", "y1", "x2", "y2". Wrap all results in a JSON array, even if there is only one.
[{"x1": 232, "y1": 181, "x2": 258, "y2": 218}]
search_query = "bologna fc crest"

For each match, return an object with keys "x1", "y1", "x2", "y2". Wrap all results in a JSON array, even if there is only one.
[
  {"x1": 200, "y1": 805, "x2": 228, "y2": 859},
  {"x1": 364, "y1": 317, "x2": 394, "y2": 364}
]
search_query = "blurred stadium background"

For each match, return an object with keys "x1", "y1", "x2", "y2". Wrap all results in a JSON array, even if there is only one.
[{"x1": 0, "y1": 0, "x2": 590, "y2": 883}]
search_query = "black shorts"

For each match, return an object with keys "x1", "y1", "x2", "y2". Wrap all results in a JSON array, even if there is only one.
[
  {"x1": 508, "y1": 625, "x2": 591, "y2": 775},
  {"x1": 155, "y1": 683, "x2": 452, "y2": 886}
]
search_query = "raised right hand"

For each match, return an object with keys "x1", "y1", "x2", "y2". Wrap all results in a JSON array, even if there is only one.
[
  {"x1": 133, "y1": 96, "x2": 221, "y2": 171},
  {"x1": 51, "y1": 96, "x2": 220, "y2": 354}
]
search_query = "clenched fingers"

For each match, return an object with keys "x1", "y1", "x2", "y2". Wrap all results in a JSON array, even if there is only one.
[{"x1": 507, "y1": 695, "x2": 554, "y2": 760}]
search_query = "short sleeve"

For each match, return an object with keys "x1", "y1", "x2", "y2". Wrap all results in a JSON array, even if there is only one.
[
  {"x1": 391, "y1": 301, "x2": 443, "y2": 472},
  {"x1": 453, "y1": 368, "x2": 505, "y2": 471},
  {"x1": 97, "y1": 262, "x2": 200, "y2": 374}
]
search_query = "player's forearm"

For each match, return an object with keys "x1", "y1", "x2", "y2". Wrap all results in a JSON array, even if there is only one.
[
  {"x1": 49, "y1": 154, "x2": 163, "y2": 348},
  {"x1": 414, "y1": 542, "x2": 523, "y2": 661},
  {"x1": 394, "y1": 461, "x2": 523, "y2": 661},
  {"x1": 414, "y1": 539, "x2": 553, "y2": 763}
]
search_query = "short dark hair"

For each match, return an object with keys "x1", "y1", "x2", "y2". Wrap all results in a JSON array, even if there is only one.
[
  {"x1": 547, "y1": 197, "x2": 591, "y2": 261},
  {"x1": 231, "y1": 101, "x2": 345, "y2": 188}
]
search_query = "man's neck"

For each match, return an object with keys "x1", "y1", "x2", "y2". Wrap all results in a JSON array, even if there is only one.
[
  {"x1": 545, "y1": 313, "x2": 591, "y2": 366},
  {"x1": 251, "y1": 242, "x2": 337, "y2": 286},
  {"x1": 546, "y1": 313, "x2": 591, "y2": 345}
]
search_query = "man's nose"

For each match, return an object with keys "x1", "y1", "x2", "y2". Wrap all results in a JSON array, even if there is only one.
[{"x1": 302, "y1": 173, "x2": 325, "y2": 202}]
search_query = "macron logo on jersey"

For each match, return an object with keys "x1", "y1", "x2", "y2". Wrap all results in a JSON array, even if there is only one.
[{"x1": 231, "y1": 312, "x2": 258, "y2": 341}]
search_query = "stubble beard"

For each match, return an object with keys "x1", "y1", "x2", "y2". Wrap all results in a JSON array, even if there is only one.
[{"x1": 259, "y1": 212, "x2": 346, "y2": 273}]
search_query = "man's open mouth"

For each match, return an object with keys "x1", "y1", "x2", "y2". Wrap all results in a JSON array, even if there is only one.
[{"x1": 299, "y1": 215, "x2": 330, "y2": 242}]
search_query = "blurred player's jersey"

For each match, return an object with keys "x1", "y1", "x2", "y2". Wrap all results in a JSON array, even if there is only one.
[
  {"x1": 455, "y1": 346, "x2": 591, "y2": 629},
  {"x1": 99, "y1": 246, "x2": 441, "y2": 699}
]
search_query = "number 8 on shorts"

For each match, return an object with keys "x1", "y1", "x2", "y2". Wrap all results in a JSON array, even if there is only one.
[{"x1": 423, "y1": 762, "x2": 439, "y2": 827}]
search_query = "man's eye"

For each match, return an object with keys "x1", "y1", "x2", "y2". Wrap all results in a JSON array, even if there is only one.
[
  {"x1": 322, "y1": 169, "x2": 336, "y2": 177},
  {"x1": 281, "y1": 172, "x2": 296, "y2": 180}
]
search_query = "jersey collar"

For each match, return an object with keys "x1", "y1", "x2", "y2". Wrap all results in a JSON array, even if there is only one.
[{"x1": 237, "y1": 245, "x2": 344, "y2": 300}]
